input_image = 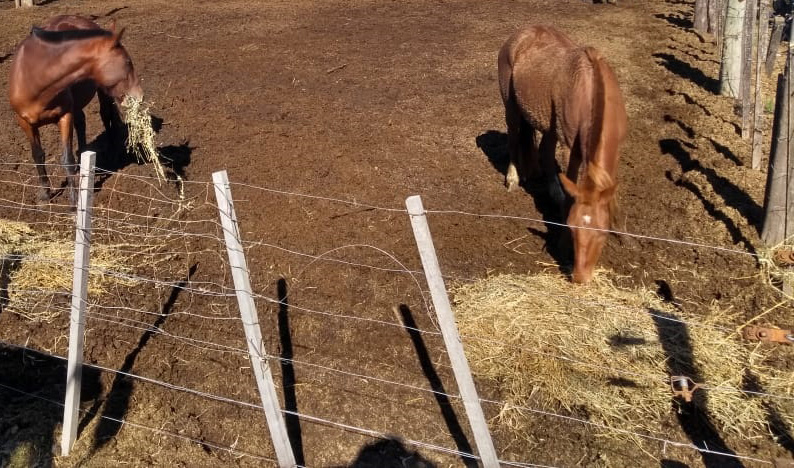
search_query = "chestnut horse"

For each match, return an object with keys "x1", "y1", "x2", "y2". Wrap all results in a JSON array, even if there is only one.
[
  {"x1": 8, "y1": 15, "x2": 143, "y2": 207},
  {"x1": 498, "y1": 25, "x2": 627, "y2": 283}
]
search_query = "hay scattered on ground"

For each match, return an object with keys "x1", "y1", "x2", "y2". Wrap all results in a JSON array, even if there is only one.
[
  {"x1": 0, "y1": 220, "x2": 135, "y2": 323},
  {"x1": 121, "y1": 96, "x2": 167, "y2": 182},
  {"x1": 452, "y1": 272, "x2": 794, "y2": 444},
  {"x1": 759, "y1": 239, "x2": 794, "y2": 301}
]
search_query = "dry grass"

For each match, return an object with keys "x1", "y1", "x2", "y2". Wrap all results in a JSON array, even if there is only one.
[
  {"x1": 759, "y1": 239, "x2": 794, "y2": 301},
  {"x1": 0, "y1": 220, "x2": 135, "y2": 322},
  {"x1": 121, "y1": 96, "x2": 167, "y2": 182},
  {"x1": 452, "y1": 271, "x2": 794, "y2": 445}
]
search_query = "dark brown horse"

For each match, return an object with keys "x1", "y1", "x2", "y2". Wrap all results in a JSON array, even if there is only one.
[
  {"x1": 8, "y1": 15, "x2": 143, "y2": 207},
  {"x1": 498, "y1": 25, "x2": 627, "y2": 283}
]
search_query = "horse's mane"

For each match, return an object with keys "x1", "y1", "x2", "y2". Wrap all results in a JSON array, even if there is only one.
[
  {"x1": 31, "y1": 27, "x2": 112, "y2": 43},
  {"x1": 583, "y1": 47, "x2": 609, "y2": 189}
]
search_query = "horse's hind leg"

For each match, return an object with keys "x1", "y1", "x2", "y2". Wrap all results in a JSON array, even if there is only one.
[
  {"x1": 15, "y1": 115, "x2": 51, "y2": 204},
  {"x1": 505, "y1": 99, "x2": 532, "y2": 191},
  {"x1": 58, "y1": 113, "x2": 78, "y2": 208}
]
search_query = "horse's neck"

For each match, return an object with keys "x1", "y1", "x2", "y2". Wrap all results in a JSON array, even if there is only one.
[{"x1": 26, "y1": 41, "x2": 96, "y2": 108}]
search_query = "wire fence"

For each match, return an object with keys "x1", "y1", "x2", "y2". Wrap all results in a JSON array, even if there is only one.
[{"x1": 0, "y1": 160, "x2": 789, "y2": 467}]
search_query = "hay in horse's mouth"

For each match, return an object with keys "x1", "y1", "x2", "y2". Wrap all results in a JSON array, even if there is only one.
[
  {"x1": 121, "y1": 96, "x2": 166, "y2": 182},
  {"x1": 451, "y1": 272, "x2": 793, "y2": 447}
]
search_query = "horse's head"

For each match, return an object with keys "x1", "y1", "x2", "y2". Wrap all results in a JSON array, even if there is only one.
[
  {"x1": 559, "y1": 166, "x2": 617, "y2": 284},
  {"x1": 92, "y1": 21, "x2": 143, "y2": 103}
]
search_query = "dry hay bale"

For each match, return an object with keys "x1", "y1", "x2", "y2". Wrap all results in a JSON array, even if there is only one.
[
  {"x1": 121, "y1": 96, "x2": 167, "y2": 182},
  {"x1": 452, "y1": 272, "x2": 794, "y2": 444},
  {"x1": 0, "y1": 219, "x2": 135, "y2": 322}
]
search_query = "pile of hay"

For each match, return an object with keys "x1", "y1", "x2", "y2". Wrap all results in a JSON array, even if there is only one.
[
  {"x1": 0, "y1": 220, "x2": 135, "y2": 322},
  {"x1": 121, "y1": 96, "x2": 167, "y2": 182},
  {"x1": 452, "y1": 272, "x2": 794, "y2": 444}
]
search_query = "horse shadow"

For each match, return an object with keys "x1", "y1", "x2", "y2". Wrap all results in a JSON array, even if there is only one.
[
  {"x1": 476, "y1": 130, "x2": 573, "y2": 274},
  {"x1": 649, "y1": 282, "x2": 744, "y2": 468},
  {"x1": 91, "y1": 112, "x2": 194, "y2": 191},
  {"x1": 0, "y1": 53, "x2": 11, "y2": 65},
  {"x1": 330, "y1": 437, "x2": 437, "y2": 468},
  {"x1": 0, "y1": 344, "x2": 102, "y2": 468},
  {"x1": 82, "y1": 263, "x2": 196, "y2": 453}
]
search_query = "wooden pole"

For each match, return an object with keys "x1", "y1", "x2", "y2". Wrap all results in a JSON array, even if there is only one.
[
  {"x1": 405, "y1": 195, "x2": 499, "y2": 468},
  {"x1": 753, "y1": 0, "x2": 771, "y2": 169},
  {"x1": 766, "y1": 15, "x2": 785, "y2": 77},
  {"x1": 784, "y1": 44, "x2": 794, "y2": 239},
  {"x1": 61, "y1": 151, "x2": 96, "y2": 456},
  {"x1": 762, "y1": 68, "x2": 789, "y2": 244},
  {"x1": 709, "y1": 0, "x2": 724, "y2": 35},
  {"x1": 212, "y1": 170, "x2": 296, "y2": 468},
  {"x1": 695, "y1": 0, "x2": 710, "y2": 32},
  {"x1": 741, "y1": 0, "x2": 757, "y2": 139},
  {"x1": 720, "y1": 0, "x2": 747, "y2": 98}
]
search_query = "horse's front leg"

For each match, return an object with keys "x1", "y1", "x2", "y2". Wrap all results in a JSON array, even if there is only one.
[
  {"x1": 58, "y1": 113, "x2": 78, "y2": 208},
  {"x1": 15, "y1": 115, "x2": 51, "y2": 204}
]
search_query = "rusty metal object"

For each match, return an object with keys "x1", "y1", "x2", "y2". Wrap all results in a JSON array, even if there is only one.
[
  {"x1": 742, "y1": 326, "x2": 794, "y2": 345},
  {"x1": 670, "y1": 376, "x2": 700, "y2": 402},
  {"x1": 774, "y1": 248, "x2": 794, "y2": 266}
]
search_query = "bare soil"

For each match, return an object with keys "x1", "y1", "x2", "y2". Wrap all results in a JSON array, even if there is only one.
[{"x1": 0, "y1": 0, "x2": 792, "y2": 467}]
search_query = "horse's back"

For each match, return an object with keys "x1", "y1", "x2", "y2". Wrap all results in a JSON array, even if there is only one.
[
  {"x1": 9, "y1": 15, "x2": 104, "y2": 121},
  {"x1": 41, "y1": 15, "x2": 102, "y2": 32},
  {"x1": 500, "y1": 25, "x2": 593, "y2": 141}
]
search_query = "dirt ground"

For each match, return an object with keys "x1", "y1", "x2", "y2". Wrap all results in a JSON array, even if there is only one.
[{"x1": 0, "y1": 0, "x2": 793, "y2": 467}]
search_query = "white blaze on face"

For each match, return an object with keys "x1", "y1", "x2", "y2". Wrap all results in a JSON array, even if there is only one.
[{"x1": 582, "y1": 214, "x2": 592, "y2": 226}]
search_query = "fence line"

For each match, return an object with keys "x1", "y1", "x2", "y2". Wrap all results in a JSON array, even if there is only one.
[
  {"x1": 85, "y1": 299, "x2": 794, "y2": 403},
  {"x1": 0, "y1": 339, "x2": 774, "y2": 466},
  {"x1": 0, "y1": 161, "x2": 787, "y2": 464},
  {"x1": 0, "y1": 163, "x2": 759, "y2": 258},
  {"x1": 0, "y1": 381, "x2": 279, "y2": 464}
]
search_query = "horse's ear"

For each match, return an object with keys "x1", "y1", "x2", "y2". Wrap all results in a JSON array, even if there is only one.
[
  {"x1": 108, "y1": 19, "x2": 117, "y2": 33},
  {"x1": 559, "y1": 173, "x2": 580, "y2": 198},
  {"x1": 113, "y1": 27, "x2": 126, "y2": 44},
  {"x1": 599, "y1": 183, "x2": 618, "y2": 203}
]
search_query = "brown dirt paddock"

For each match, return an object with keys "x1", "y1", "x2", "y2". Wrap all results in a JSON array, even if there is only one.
[{"x1": 0, "y1": 0, "x2": 793, "y2": 466}]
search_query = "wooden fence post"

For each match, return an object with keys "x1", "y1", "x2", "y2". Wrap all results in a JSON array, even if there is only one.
[
  {"x1": 753, "y1": 0, "x2": 772, "y2": 169},
  {"x1": 405, "y1": 195, "x2": 499, "y2": 468},
  {"x1": 741, "y1": 0, "x2": 757, "y2": 139},
  {"x1": 61, "y1": 151, "x2": 96, "y2": 456},
  {"x1": 721, "y1": 0, "x2": 746, "y2": 98},
  {"x1": 762, "y1": 47, "x2": 794, "y2": 245},
  {"x1": 212, "y1": 170, "x2": 296, "y2": 468},
  {"x1": 695, "y1": 0, "x2": 709, "y2": 32},
  {"x1": 765, "y1": 15, "x2": 785, "y2": 77}
]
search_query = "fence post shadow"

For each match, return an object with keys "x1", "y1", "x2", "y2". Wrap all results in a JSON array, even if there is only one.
[
  {"x1": 397, "y1": 304, "x2": 477, "y2": 468},
  {"x1": 85, "y1": 263, "x2": 197, "y2": 451},
  {"x1": 649, "y1": 281, "x2": 744, "y2": 468},
  {"x1": 277, "y1": 278, "x2": 305, "y2": 466}
]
